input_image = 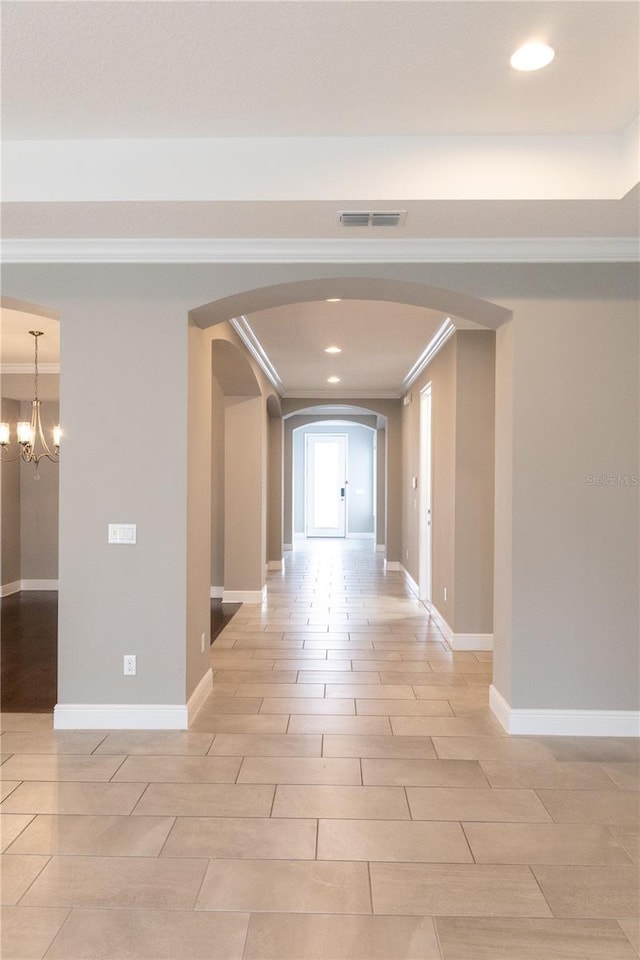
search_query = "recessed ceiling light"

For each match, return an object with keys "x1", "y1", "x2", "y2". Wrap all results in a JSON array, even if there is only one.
[
  {"x1": 510, "y1": 42, "x2": 555, "y2": 72},
  {"x1": 325, "y1": 346, "x2": 342, "y2": 354},
  {"x1": 327, "y1": 376, "x2": 341, "y2": 384},
  {"x1": 326, "y1": 298, "x2": 342, "y2": 302}
]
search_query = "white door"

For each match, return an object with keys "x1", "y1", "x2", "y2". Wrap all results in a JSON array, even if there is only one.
[
  {"x1": 305, "y1": 434, "x2": 347, "y2": 537},
  {"x1": 418, "y1": 384, "x2": 432, "y2": 603}
]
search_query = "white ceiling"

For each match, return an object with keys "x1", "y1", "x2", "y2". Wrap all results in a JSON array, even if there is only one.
[
  {"x1": 246, "y1": 299, "x2": 454, "y2": 395},
  {"x1": 0, "y1": 309, "x2": 60, "y2": 365},
  {"x1": 3, "y1": 1, "x2": 637, "y2": 139}
]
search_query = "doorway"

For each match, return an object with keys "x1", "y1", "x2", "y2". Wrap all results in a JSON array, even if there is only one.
[
  {"x1": 305, "y1": 433, "x2": 348, "y2": 537},
  {"x1": 418, "y1": 382, "x2": 432, "y2": 604}
]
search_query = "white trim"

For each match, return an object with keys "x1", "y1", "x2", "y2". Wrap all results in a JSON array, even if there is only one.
[
  {"x1": 401, "y1": 565, "x2": 420, "y2": 598},
  {"x1": 187, "y1": 668, "x2": 213, "y2": 725},
  {"x1": 230, "y1": 316, "x2": 283, "y2": 392},
  {"x1": 1, "y1": 581, "x2": 22, "y2": 597},
  {"x1": 403, "y1": 320, "x2": 455, "y2": 392},
  {"x1": 54, "y1": 703, "x2": 188, "y2": 730},
  {"x1": 283, "y1": 543, "x2": 293, "y2": 551},
  {"x1": 222, "y1": 585, "x2": 267, "y2": 604},
  {"x1": 450, "y1": 633, "x2": 494, "y2": 652},
  {"x1": 3, "y1": 238, "x2": 638, "y2": 265},
  {"x1": 376, "y1": 544, "x2": 386, "y2": 553},
  {"x1": 21, "y1": 579, "x2": 59, "y2": 591},
  {"x1": 267, "y1": 559, "x2": 284, "y2": 571},
  {"x1": 210, "y1": 586, "x2": 224, "y2": 599},
  {"x1": 428, "y1": 603, "x2": 454, "y2": 644},
  {"x1": 490, "y1": 686, "x2": 640, "y2": 737},
  {"x1": 286, "y1": 388, "x2": 400, "y2": 400},
  {"x1": 347, "y1": 532, "x2": 375, "y2": 540},
  {"x1": 384, "y1": 560, "x2": 401, "y2": 572}
]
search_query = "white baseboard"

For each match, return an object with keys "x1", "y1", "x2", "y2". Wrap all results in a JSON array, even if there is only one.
[
  {"x1": 401, "y1": 565, "x2": 420, "y2": 598},
  {"x1": 1, "y1": 579, "x2": 59, "y2": 596},
  {"x1": 450, "y1": 633, "x2": 494, "y2": 651},
  {"x1": 222, "y1": 585, "x2": 267, "y2": 604},
  {"x1": 54, "y1": 703, "x2": 188, "y2": 730},
  {"x1": 1, "y1": 580, "x2": 21, "y2": 597},
  {"x1": 210, "y1": 586, "x2": 224, "y2": 599},
  {"x1": 347, "y1": 532, "x2": 375, "y2": 539},
  {"x1": 283, "y1": 543, "x2": 293, "y2": 551},
  {"x1": 490, "y1": 685, "x2": 640, "y2": 737},
  {"x1": 187, "y1": 668, "x2": 212, "y2": 724},
  {"x1": 376, "y1": 544, "x2": 386, "y2": 553},
  {"x1": 267, "y1": 559, "x2": 284, "y2": 571},
  {"x1": 429, "y1": 603, "x2": 453, "y2": 643},
  {"x1": 384, "y1": 560, "x2": 401, "y2": 572}
]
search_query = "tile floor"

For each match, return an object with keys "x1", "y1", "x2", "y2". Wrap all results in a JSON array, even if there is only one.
[{"x1": 1, "y1": 540, "x2": 639, "y2": 959}]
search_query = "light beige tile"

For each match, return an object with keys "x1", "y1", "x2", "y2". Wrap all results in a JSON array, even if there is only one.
[
  {"x1": 252, "y1": 648, "x2": 325, "y2": 659},
  {"x1": 327, "y1": 684, "x2": 414, "y2": 699},
  {"x1": 272, "y1": 784, "x2": 410, "y2": 820},
  {"x1": 353, "y1": 660, "x2": 433, "y2": 673},
  {"x1": 323, "y1": 734, "x2": 436, "y2": 760},
  {"x1": 238, "y1": 756, "x2": 361, "y2": 785},
  {"x1": 435, "y1": 917, "x2": 638, "y2": 960},
  {"x1": 210, "y1": 658, "x2": 275, "y2": 669},
  {"x1": 433, "y1": 737, "x2": 555, "y2": 762},
  {"x1": 318, "y1": 818, "x2": 472, "y2": 862},
  {"x1": 1, "y1": 855, "x2": 50, "y2": 904},
  {"x1": 209, "y1": 733, "x2": 321, "y2": 757},
  {"x1": 161, "y1": 816, "x2": 316, "y2": 859},
  {"x1": 303, "y1": 640, "x2": 373, "y2": 650},
  {"x1": 618, "y1": 918, "x2": 640, "y2": 953},
  {"x1": 362, "y1": 758, "x2": 488, "y2": 787},
  {"x1": 391, "y1": 717, "x2": 503, "y2": 737},
  {"x1": 260, "y1": 698, "x2": 355, "y2": 715},
  {"x1": 537, "y1": 738, "x2": 640, "y2": 764},
  {"x1": 1, "y1": 782, "x2": 21, "y2": 802},
  {"x1": 213, "y1": 670, "x2": 299, "y2": 684},
  {"x1": 408, "y1": 786, "x2": 550, "y2": 822},
  {"x1": 0, "y1": 755, "x2": 126, "y2": 782},
  {"x1": 412, "y1": 675, "x2": 470, "y2": 688},
  {"x1": 0, "y1": 905, "x2": 69, "y2": 960},
  {"x1": 370, "y1": 862, "x2": 552, "y2": 917},
  {"x1": 44, "y1": 908, "x2": 250, "y2": 960},
  {"x1": 8, "y1": 815, "x2": 174, "y2": 857},
  {"x1": 192, "y1": 697, "x2": 263, "y2": 714},
  {"x1": 299, "y1": 671, "x2": 381, "y2": 684},
  {"x1": 356, "y1": 699, "x2": 454, "y2": 716},
  {"x1": 330, "y1": 650, "x2": 401, "y2": 661},
  {"x1": 533, "y1": 865, "x2": 640, "y2": 918},
  {"x1": 209, "y1": 683, "x2": 239, "y2": 696},
  {"x1": 0, "y1": 715, "x2": 53, "y2": 732},
  {"x1": 112, "y1": 755, "x2": 241, "y2": 783},
  {"x1": 94, "y1": 731, "x2": 214, "y2": 755},
  {"x1": 132, "y1": 782, "x2": 274, "y2": 817},
  {"x1": 195, "y1": 858, "x2": 371, "y2": 913},
  {"x1": 608, "y1": 825, "x2": 640, "y2": 864},
  {"x1": 288, "y1": 715, "x2": 391, "y2": 735},
  {"x1": 22, "y1": 856, "x2": 207, "y2": 910},
  {"x1": 243, "y1": 912, "x2": 440, "y2": 959},
  {"x1": 238, "y1": 684, "x2": 325, "y2": 698},
  {"x1": 232, "y1": 640, "x2": 301, "y2": 649},
  {"x1": 1, "y1": 814, "x2": 35, "y2": 852},
  {"x1": 0, "y1": 733, "x2": 106, "y2": 755},
  {"x1": 479, "y1": 760, "x2": 618, "y2": 790},
  {"x1": 447, "y1": 702, "x2": 497, "y2": 719},
  {"x1": 602, "y1": 763, "x2": 640, "y2": 791},
  {"x1": 381, "y1": 672, "x2": 445, "y2": 685},
  {"x1": 0, "y1": 782, "x2": 146, "y2": 815},
  {"x1": 429, "y1": 661, "x2": 492, "y2": 674},
  {"x1": 464, "y1": 822, "x2": 633, "y2": 865},
  {"x1": 277, "y1": 659, "x2": 352, "y2": 671},
  {"x1": 190, "y1": 713, "x2": 289, "y2": 733},
  {"x1": 537, "y1": 789, "x2": 640, "y2": 824}
]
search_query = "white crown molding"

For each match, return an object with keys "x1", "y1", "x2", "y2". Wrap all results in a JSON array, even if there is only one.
[
  {"x1": 230, "y1": 316, "x2": 283, "y2": 392},
  {"x1": 1, "y1": 363, "x2": 60, "y2": 374},
  {"x1": 54, "y1": 703, "x2": 188, "y2": 730},
  {"x1": 402, "y1": 318, "x2": 455, "y2": 392},
  {"x1": 285, "y1": 388, "x2": 400, "y2": 400},
  {"x1": 490, "y1": 686, "x2": 640, "y2": 737},
  {"x1": 2, "y1": 237, "x2": 638, "y2": 265}
]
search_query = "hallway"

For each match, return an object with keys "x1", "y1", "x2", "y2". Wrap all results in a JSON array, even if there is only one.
[{"x1": 1, "y1": 541, "x2": 638, "y2": 959}]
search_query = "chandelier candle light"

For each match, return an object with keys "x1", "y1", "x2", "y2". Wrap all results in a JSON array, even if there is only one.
[{"x1": 0, "y1": 330, "x2": 61, "y2": 477}]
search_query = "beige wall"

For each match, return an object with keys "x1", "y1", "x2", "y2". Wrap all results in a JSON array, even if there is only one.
[
  {"x1": 267, "y1": 414, "x2": 284, "y2": 563},
  {"x1": 1, "y1": 398, "x2": 21, "y2": 586},
  {"x1": 210, "y1": 375, "x2": 225, "y2": 590},
  {"x1": 402, "y1": 331, "x2": 495, "y2": 635},
  {"x1": 20, "y1": 400, "x2": 60, "y2": 581}
]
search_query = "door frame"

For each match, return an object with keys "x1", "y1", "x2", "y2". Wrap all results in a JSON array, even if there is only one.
[
  {"x1": 418, "y1": 382, "x2": 432, "y2": 604},
  {"x1": 304, "y1": 432, "x2": 349, "y2": 537}
]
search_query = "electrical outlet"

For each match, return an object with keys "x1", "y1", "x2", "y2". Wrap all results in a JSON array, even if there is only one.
[
  {"x1": 443, "y1": 587, "x2": 448, "y2": 602},
  {"x1": 200, "y1": 632, "x2": 206, "y2": 653},
  {"x1": 123, "y1": 654, "x2": 136, "y2": 676}
]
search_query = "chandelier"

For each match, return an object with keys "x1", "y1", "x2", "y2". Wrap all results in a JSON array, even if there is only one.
[{"x1": 0, "y1": 330, "x2": 61, "y2": 475}]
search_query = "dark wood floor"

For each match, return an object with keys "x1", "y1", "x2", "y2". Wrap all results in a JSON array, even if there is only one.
[{"x1": 0, "y1": 592, "x2": 241, "y2": 713}]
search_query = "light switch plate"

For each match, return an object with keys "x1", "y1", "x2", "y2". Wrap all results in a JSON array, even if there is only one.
[{"x1": 108, "y1": 523, "x2": 137, "y2": 544}]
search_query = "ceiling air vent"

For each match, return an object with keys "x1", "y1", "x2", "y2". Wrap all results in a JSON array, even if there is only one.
[{"x1": 338, "y1": 210, "x2": 407, "y2": 228}]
